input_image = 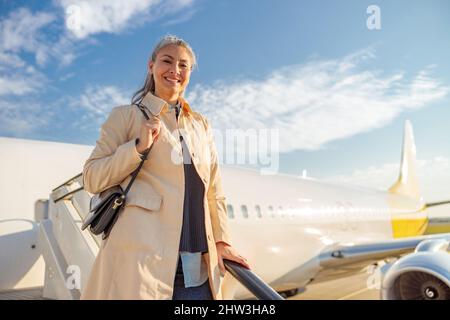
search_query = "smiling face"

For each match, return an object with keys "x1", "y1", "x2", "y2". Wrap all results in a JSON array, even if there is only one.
[{"x1": 149, "y1": 44, "x2": 192, "y2": 103}]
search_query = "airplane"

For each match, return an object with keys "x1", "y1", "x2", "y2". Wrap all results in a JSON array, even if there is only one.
[{"x1": 0, "y1": 120, "x2": 449, "y2": 300}]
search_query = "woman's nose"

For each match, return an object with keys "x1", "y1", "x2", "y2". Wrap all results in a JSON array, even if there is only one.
[{"x1": 170, "y1": 63, "x2": 181, "y2": 75}]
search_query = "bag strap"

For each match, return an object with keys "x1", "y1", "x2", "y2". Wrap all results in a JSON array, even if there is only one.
[{"x1": 122, "y1": 103, "x2": 154, "y2": 196}]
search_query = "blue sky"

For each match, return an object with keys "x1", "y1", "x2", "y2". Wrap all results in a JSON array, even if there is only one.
[{"x1": 1, "y1": 0, "x2": 449, "y2": 199}]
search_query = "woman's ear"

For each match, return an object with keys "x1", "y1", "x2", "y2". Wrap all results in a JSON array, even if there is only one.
[{"x1": 148, "y1": 59, "x2": 153, "y2": 73}]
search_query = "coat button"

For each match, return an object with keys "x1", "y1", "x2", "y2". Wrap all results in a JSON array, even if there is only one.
[{"x1": 207, "y1": 235, "x2": 211, "y2": 241}]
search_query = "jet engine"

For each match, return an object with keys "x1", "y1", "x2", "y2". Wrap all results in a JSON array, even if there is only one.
[{"x1": 381, "y1": 239, "x2": 450, "y2": 300}]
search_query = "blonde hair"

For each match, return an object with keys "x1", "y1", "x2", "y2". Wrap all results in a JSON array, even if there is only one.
[{"x1": 131, "y1": 34, "x2": 197, "y2": 104}]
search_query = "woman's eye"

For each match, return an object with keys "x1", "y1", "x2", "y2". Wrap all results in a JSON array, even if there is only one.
[{"x1": 163, "y1": 60, "x2": 171, "y2": 63}]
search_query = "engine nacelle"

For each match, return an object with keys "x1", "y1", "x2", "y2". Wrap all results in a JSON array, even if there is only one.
[{"x1": 381, "y1": 240, "x2": 450, "y2": 300}]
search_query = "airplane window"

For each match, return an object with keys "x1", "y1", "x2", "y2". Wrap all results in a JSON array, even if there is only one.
[
  {"x1": 278, "y1": 206, "x2": 284, "y2": 218},
  {"x1": 241, "y1": 205, "x2": 249, "y2": 218},
  {"x1": 268, "y1": 205, "x2": 275, "y2": 218},
  {"x1": 255, "y1": 205, "x2": 262, "y2": 218},
  {"x1": 286, "y1": 205, "x2": 292, "y2": 218},
  {"x1": 227, "y1": 204, "x2": 234, "y2": 219},
  {"x1": 288, "y1": 206, "x2": 295, "y2": 218}
]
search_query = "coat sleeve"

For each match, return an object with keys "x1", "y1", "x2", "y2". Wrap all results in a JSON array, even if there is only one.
[
  {"x1": 83, "y1": 106, "x2": 143, "y2": 194},
  {"x1": 204, "y1": 117, "x2": 233, "y2": 247}
]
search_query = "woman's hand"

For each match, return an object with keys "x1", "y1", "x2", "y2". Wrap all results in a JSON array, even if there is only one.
[
  {"x1": 216, "y1": 241, "x2": 251, "y2": 276},
  {"x1": 136, "y1": 116, "x2": 161, "y2": 154}
]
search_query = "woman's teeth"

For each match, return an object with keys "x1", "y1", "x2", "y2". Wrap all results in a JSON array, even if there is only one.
[{"x1": 164, "y1": 77, "x2": 179, "y2": 84}]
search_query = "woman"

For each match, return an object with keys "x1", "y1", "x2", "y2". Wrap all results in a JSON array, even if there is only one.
[{"x1": 81, "y1": 35, "x2": 250, "y2": 300}]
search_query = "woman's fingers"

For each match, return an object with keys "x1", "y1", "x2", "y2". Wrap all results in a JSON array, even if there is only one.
[
  {"x1": 151, "y1": 126, "x2": 160, "y2": 139},
  {"x1": 222, "y1": 250, "x2": 251, "y2": 270},
  {"x1": 225, "y1": 256, "x2": 251, "y2": 270},
  {"x1": 145, "y1": 119, "x2": 161, "y2": 140},
  {"x1": 235, "y1": 256, "x2": 251, "y2": 269},
  {"x1": 217, "y1": 255, "x2": 226, "y2": 277},
  {"x1": 217, "y1": 244, "x2": 252, "y2": 277},
  {"x1": 137, "y1": 117, "x2": 161, "y2": 151}
]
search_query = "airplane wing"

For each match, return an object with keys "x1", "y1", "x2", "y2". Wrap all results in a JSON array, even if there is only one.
[
  {"x1": 318, "y1": 233, "x2": 450, "y2": 272},
  {"x1": 317, "y1": 200, "x2": 450, "y2": 277},
  {"x1": 310, "y1": 233, "x2": 450, "y2": 299}
]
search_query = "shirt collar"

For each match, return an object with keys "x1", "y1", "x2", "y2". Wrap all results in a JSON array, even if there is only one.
[
  {"x1": 168, "y1": 100, "x2": 181, "y2": 111},
  {"x1": 140, "y1": 91, "x2": 193, "y2": 117}
]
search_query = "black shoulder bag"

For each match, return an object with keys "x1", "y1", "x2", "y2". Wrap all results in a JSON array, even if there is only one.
[{"x1": 81, "y1": 104, "x2": 153, "y2": 239}]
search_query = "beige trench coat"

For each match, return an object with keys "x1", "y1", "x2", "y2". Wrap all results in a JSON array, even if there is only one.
[{"x1": 80, "y1": 92, "x2": 233, "y2": 300}]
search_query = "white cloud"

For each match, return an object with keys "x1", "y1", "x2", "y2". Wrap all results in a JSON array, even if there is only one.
[
  {"x1": 162, "y1": 6, "x2": 198, "y2": 27},
  {"x1": 0, "y1": 7, "x2": 78, "y2": 98},
  {"x1": 69, "y1": 85, "x2": 131, "y2": 131},
  {"x1": 0, "y1": 7, "x2": 80, "y2": 136},
  {"x1": 0, "y1": 7, "x2": 76, "y2": 68},
  {"x1": 0, "y1": 52, "x2": 26, "y2": 69},
  {"x1": 78, "y1": 85, "x2": 130, "y2": 115},
  {"x1": 0, "y1": 99, "x2": 51, "y2": 135},
  {"x1": 59, "y1": 72, "x2": 76, "y2": 82},
  {"x1": 0, "y1": 9, "x2": 50, "y2": 97},
  {"x1": 186, "y1": 49, "x2": 449, "y2": 153},
  {"x1": 324, "y1": 156, "x2": 450, "y2": 202},
  {"x1": 0, "y1": 67, "x2": 47, "y2": 96},
  {"x1": 0, "y1": 84, "x2": 130, "y2": 136},
  {"x1": 0, "y1": 8, "x2": 55, "y2": 60},
  {"x1": 57, "y1": 0, "x2": 195, "y2": 39}
]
